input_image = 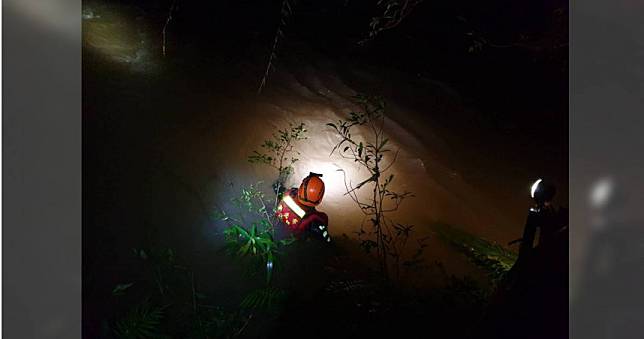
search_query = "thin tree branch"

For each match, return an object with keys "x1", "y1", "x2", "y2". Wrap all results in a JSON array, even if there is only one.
[{"x1": 162, "y1": 0, "x2": 177, "y2": 57}]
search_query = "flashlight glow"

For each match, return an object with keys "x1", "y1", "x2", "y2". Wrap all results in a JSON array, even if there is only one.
[
  {"x1": 530, "y1": 179, "x2": 543, "y2": 198},
  {"x1": 295, "y1": 161, "x2": 352, "y2": 202}
]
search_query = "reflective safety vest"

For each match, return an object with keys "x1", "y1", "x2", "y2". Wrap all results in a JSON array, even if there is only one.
[{"x1": 276, "y1": 188, "x2": 331, "y2": 242}]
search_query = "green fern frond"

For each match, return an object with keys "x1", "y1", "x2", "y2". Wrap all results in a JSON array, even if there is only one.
[
  {"x1": 114, "y1": 301, "x2": 165, "y2": 339},
  {"x1": 240, "y1": 287, "x2": 285, "y2": 312}
]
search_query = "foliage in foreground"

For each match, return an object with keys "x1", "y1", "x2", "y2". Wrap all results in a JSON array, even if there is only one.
[
  {"x1": 216, "y1": 182, "x2": 296, "y2": 288},
  {"x1": 214, "y1": 198, "x2": 289, "y2": 332},
  {"x1": 248, "y1": 122, "x2": 307, "y2": 197},
  {"x1": 114, "y1": 300, "x2": 165, "y2": 339},
  {"x1": 434, "y1": 223, "x2": 517, "y2": 284},
  {"x1": 328, "y1": 94, "x2": 425, "y2": 282},
  {"x1": 109, "y1": 246, "x2": 247, "y2": 339}
]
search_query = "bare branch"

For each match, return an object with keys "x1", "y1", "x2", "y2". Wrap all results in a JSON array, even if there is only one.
[
  {"x1": 258, "y1": 0, "x2": 296, "y2": 94},
  {"x1": 381, "y1": 148, "x2": 400, "y2": 173},
  {"x1": 162, "y1": 0, "x2": 177, "y2": 57}
]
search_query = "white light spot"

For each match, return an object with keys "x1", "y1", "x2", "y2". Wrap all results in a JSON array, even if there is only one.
[
  {"x1": 323, "y1": 231, "x2": 328, "y2": 237},
  {"x1": 589, "y1": 177, "x2": 614, "y2": 208},
  {"x1": 531, "y1": 179, "x2": 543, "y2": 198}
]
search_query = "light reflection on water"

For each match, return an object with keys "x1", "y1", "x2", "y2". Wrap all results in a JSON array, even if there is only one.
[{"x1": 83, "y1": 4, "x2": 157, "y2": 72}]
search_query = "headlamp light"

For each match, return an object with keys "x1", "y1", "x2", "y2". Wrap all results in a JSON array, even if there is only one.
[{"x1": 531, "y1": 178, "x2": 543, "y2": 199}]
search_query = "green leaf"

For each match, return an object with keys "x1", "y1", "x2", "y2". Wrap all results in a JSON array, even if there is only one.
[
  {"x1": 236, "y1": 226, "x2": 250, "y2": 239},
  {"x1": 238, "y1": 242, "x2": 251, "y2": 256},
  {"x1": 379, "y1": 138, "x2": 389, "y2": 149},
  {"x1": 279, "y1": 236, "x2": 297, "y2": 246},
  {"x1": 112, "y1": 282, "x2": 134, "y2": 296},
  {"x1": 114, "y1": 301, "x2": 164, "y2": 339},
  {"x1": 240, "y1": 287, "x2": 284, "y2": 312}
]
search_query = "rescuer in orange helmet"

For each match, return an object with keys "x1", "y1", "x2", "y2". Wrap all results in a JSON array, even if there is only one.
[{"x1": 276, "y1": 172, "x2": 331, "y2": 242}]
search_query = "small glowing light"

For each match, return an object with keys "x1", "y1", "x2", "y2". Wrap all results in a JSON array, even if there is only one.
[
  {"x1": 531, "y1": 179, "x2": 543, "y2": 198},
  {"x1": 323, "y1": 231, "x2": 328, "y2": 237},
  {"x1": 266, "y1": 260, "x2": 273, "y2": 270},
  {"x1": 589, "y1": 177, "x2": 614, "y2": 208},
  {"x1": 319, "y1": 225, "x2": 325, "y2": 230},
  {"x1": 283, "y1": 195, "x2": 306, "y2": 218},
  {"x1": 293, "y1": 218, "x2": 299, "y2": 224}
]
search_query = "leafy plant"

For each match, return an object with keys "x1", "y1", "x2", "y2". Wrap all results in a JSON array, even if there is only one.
[
  {"x1": 434, "y1": 223, "x2": 517, "y2": 285},
  {"x1": 109, "y1": 245, "x2": 249, "y2": 338},
  {"x1": 114, "y1": 300, "x2": 165, "y2": 339},
  {"x1": 192, "y1": 307, "x2": 247, "y2": 339},
  {"x1": 130, "y1": 247, "x2": 183, "y2": 298},
  {"x1": 457, "y1": 9, "x2": 568, "y2": 56},
  {"x1": 112, "y1": 282, "x2": 135, "y2": 296},
  {"x1": 218, "y1": 182, "x2": 296, "y2": 285},
  {"x1": 240, "y1": 287, "x2": 286, "y2": 313},
  {"x1": 248, "y1": 122, "x2": 307, "y2": 199},
  {"x1": 360, "y1": 0, "x2": 424, "y2": 44},
  {"x1": 327, "y1": 94, "x2": 420, "y2": 281},
  {"x1": 213, "y1": 182, "x2": 297, "y2": 335}
]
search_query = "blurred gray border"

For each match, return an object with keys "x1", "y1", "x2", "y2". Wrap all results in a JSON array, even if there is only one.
[
  {"x1": 2, "y1": 0, "x2": 644, "y2": 337},
  {"x1": 3, "y1": 0, "x2": 81, "y2": 338},
  {"x1": 571, "y1": 0, "x2": 644, "y2": 339}
]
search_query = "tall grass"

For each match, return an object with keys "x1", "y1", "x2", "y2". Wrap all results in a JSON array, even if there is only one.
[{"x1": 434, "y1": 223, "x2": 517, "y2": 284}]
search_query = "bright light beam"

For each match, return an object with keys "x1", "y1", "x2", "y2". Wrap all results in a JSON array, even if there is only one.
[{"x1": 531, "y1": 178, "x2": 543, "y2": 198}]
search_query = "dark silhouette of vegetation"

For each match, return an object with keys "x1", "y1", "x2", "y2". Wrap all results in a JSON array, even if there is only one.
[
  {"x1": 458, "y1": 8, "x2": 568, "y2": 56},
  {"x1": 257, "y1": 0, "x2": 427, "y2": 90},
  {"x1": 435, "y1": 223, "x2": 517, "y2": 286},
  {"x1": 114, "y1": 300, "x2": 165, "y2": 339},
  {"x1": 257, "y1": 0, "x2": 297, "y2": 94},
  {"x1": 360, "y1": 0, "x2": 425, "y2": 45},
  {"x1": 328, "y1": 94, "x2": 425, "y2": 281},
  {"x1": 217, "y1": 182, "x2": 296, "y2": 287},
  {"x1": 162, "y1": 0, "x2": 177, "y2": 57},
  {"x1": 108, "y1": 246, "x2": 247, "y2": 338},
  {"x1": 248, "y1": 122, "x2": 307, "y2": 201}
]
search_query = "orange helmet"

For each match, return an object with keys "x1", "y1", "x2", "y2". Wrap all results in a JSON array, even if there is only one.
[{"x1": 297, "y1": 172, "x2": 325, "y2": 207}]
